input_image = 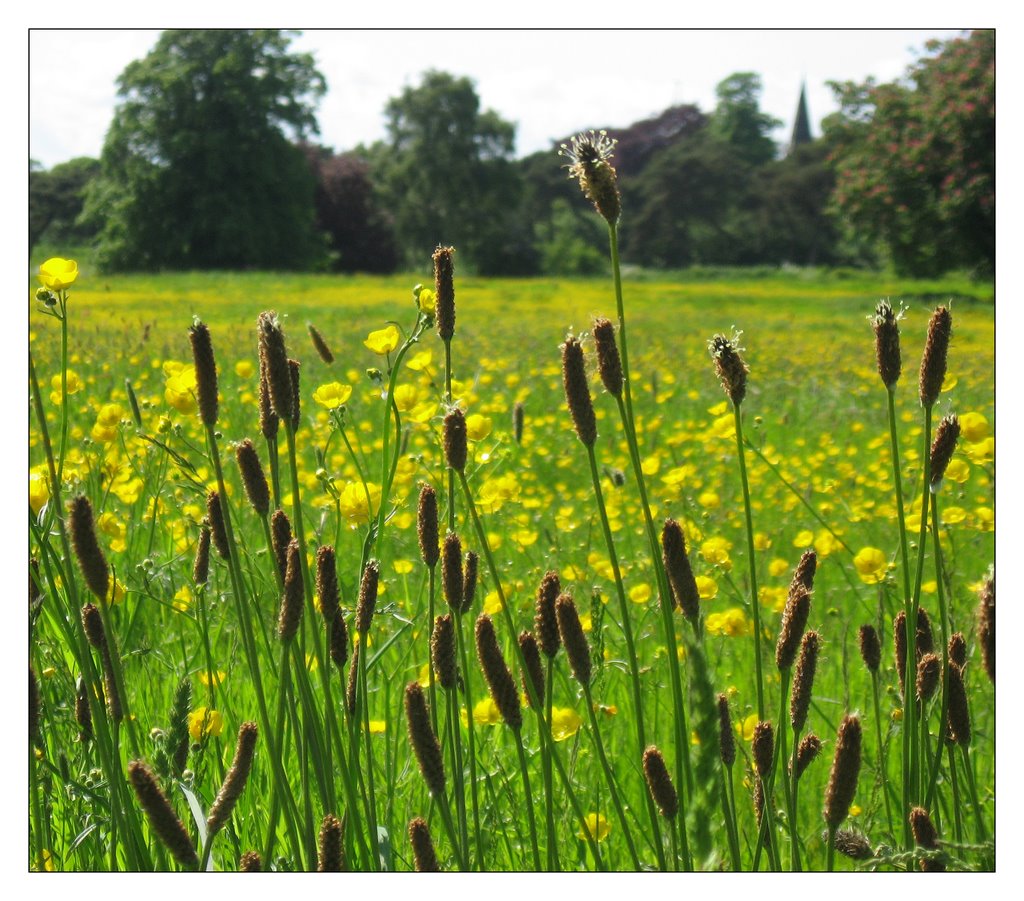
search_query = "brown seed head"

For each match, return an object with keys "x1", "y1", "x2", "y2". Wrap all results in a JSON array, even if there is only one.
[
  {"x1": 317, "y1": 814, "x2": 345, "y2": 872},
  {"x1": 192, "y1": 523, "x2": 211, "y2": 586},
  {"x1": 776, "y1": 584, "x2": 811, "y2": 671},
  {"x1": 592, "y1": 317, "x2": 623, "y2": 397},
  {"x1": 307, "y1": 322, "x2": 334, "y2": 364},
  {"x1": 189, "y1": 320, "x2": 219, "y2": 427},
  {"x1": 512, "y1": 401, "x2": 524, "y2": 445},
  {"x1": 81, "y1": 603, "x2": 107, "y2": 650},
  {"x1": 432, "y1": 615, "x2": 458, "y2": 691},
  {"x1": 794, "y1": 732, "x2": 822, "y2": 780},
  {"x1": 257, "y1": 311, "x2": 293, "y2": 424},
  {"x1": 791, "y1": 630, "x2": 820, "y2": 734},
  {"x1": 461, "y1": 551, "x2": 479, "y2": 614},
  {"x1": 405, "y1": 681, "x2": 446, "y2": 797},
  {"x1": 948, "y1": 632, "x2": 967, "y2": 670},
  {"x1": 858, "y1": 624, "x2": 881, "y2": 673},
  {"x1": 128, "y1": 760, "x2": 199, "y2": 869},
  {"x1": 872, "y1": 300, "x2": 902, "y2": 389},
  {"x1": 315, "y1": 544, "x2": 340, "y2": 626},
  {"x1": 206, "y1": 490, "x2": 230, "y2": 561},
  {"x1": 239, "y1": 851, "x2": 262, "y2": 872},
  {"x1": 824, "y1": 715, "x2": 862, "y2": 830},
  {"x1": 270, "y1": 509, "x2": 292, "y2": 584},
  {"x1": 946, "y1": 663, "x2": 971, "y2": 747},
  {"x1": 834, "y1": 829, "x2": 875, "y2": 861},
  {"x1": 791, "y1": 549, "x2": 817, "y2": 593},
  {"x1": 919, "y1": 306, "x2": 952, "y2": 408},
  {"x1": 717, "y1": 693, "x2": 736, "y2": 768},
  {"x1": 356, "y1": 560, "x2": 379, "y2": 634},
  {"x1": 75, "y1": 676, "x2": 93, "y2": 742},
  {"x1": 709, "y1": 332, "x2": 748, "y2": 407},
  {"x1": 894, "y1": 611, "x2": 909, "y2": 697},
  {"x1": 560, "y1": 130, "x2": 621, "y2": 225},
  {"x1": 409, "y1": 817, "x2": 440, "y2": 872},
  {"x1": 206, "y1": 722, "x2": 258, "y2": 836},
  {"x1": 555, "y1": 593, "x2": 592, "y2": 687},
  {"x1": 642, "y1": 746, "x2": 679, "y2": 819},
  {"x1": 561, "y1": 335, "x2": 597, "y2": 447},
  {"x1": 474, "y1": 614, "x2": 522, "y2": 729},
  {"x1": 443, "y1": 407, "x2": 468, "y2": 472},
  {"x1": 662, "y1": 518, "x2": 700, "y2": 622},
  {"x1": 329, "y1": 608, "x2": 349, "y2": 672},
  {"x1": 417, "y1": 483, "x2": 439, "y2": 568},
  {"x1": 257, "y1": 354, "x2": 279, "y2": 440},
  {"x1": 69, "y1": 495, "x2": 109, "y2": 602},
  {"x1": 752, "y1": 720, "x2": 775, "y2": 778},
  {"x1": 929, "y1": 413, "x2": 961, "y2": 489},
  {"x1": 976, "y1": 574, "x2": 994, "y2": 683},
  {"x1": 277, "y1": 540, "x2": 304, "y2": 643},
  {"x1": 534, "y1": 571, "x2": 561, "y2": 658},
  {"x1": 441, "y1": 532, "x2": 463, "y2": 613},
  {"x1": 909, "y1": 807, "x2": 944, "y2": 871},
  {"x1": 916, "y1": 653, "x2": 941, "y2": 705},
  {"x1": 916, "y1": 607, "x2": 935, "y2": 657},
  {"x1": 235, "y1": 439, "x2": 270, "y2": 517},
  {"x1": 345, "y1": 643, "x2": 360, "y2": 717},
  {"x1": 518, "y1": 630, "x2": 544, "y2": 708},
  {"x1": 433, "y1": 246, "x2": 456, "y2": 342}
]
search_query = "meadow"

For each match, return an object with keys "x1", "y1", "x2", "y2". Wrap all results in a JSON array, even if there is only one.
[{"x1": 28, "y1": 243, "x2": 994, "y2": 873}]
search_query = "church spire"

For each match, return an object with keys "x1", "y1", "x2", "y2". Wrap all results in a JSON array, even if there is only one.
[{"x1": 788, "y1": 83, "x2": 812, "y2": 155}]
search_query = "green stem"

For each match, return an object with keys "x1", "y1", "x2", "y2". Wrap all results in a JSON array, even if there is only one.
[
  {"x1": 512, "y1": 727, "x2": 542, "y2": 870},
  {"x1": 453, "y1": 612, "x2": 485, "y2": 870},
  {"x1": 457, "y1": 470, "x2": 605, "y2": 870},
  {"x1": 444, "y1": 338, "x2": 455, "y2": 533},
  {"x1": 427, "y1": 566, "x2": 439, "y2": 737},
  {"x1": 583, "y1": 684, "x2": 641, "y2": 869},
  {"x1": 734, "y1": 403, "x2": 765, "y2": 720},
  {"x1": 871, "y1": 672, "x2": 897, "y2": 843},
  {"x1": 543, "y1": 656, "x2": 559, "y2": 871},
  {"x1": 357, "y1": 630, "x2": 381, "y2": 870}
]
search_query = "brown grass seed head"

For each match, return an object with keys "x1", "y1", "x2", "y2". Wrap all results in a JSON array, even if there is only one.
[
  {"x1": 235, "y1": 438, "x2": 270, "y2": 517},
  {"x1": 270, "y1": 509, "x2": 292, "y2": 584},
  {"x1": 433, "y1": 245, "x2": 456, "y2": 342},
  {"x1": 929, "y1": 413, "x2": 961, "y2": 489},
  {"x1": 318, "y1": 814, "x2": 345, "y2": 872},
  {"x1": 475, "y1": 614, "x2": 522, "y2": 729},
  {"x1": 432, "y1": 615, "x2": 459, "y2": 691},
  {"x1": 592, "y1": 317, "x2": 623, "y2": 397},
  {"x1": 858, "y1": 624, "x2": 881, "y2": 673},
  {"x1": 555, "y1": 593, "x2": 593, "y2": 687},
  {"x1": 206, "y1": 490, "x2": 230, "y2": 561},
  {"x1": 709, "y1": 331, "x2": 748, "y2": 407},
  {"x1": 206, "y1": 721, "x2": 258, "y2": 837},
  {"x1": 192, "y1": 522, "x2": 211, "y2": 586},
  {"x1": 417, "y1": 483, "x2": 439, "y2": 569},
  {"x1": 257, "y1": 311, "x2": 294, "y2": 424},
  {"x1": 872, "y1": 299, "x2": 903, "y2": 389},
  {"x1": 128, "y1": 760, "x2": 199, "y2": 870},
  {"x1": 823, "y1": 715, "x2": 862, "y2": 830},
  {"x1": 409, "y1": 817, "x2": 440, "y2": 872},
  {"x1": 441, "y1": 532, "x2": 464, "y2": 613},
  {"x1": 518, "y1": 630, "x2": 545, "y2": 708},
  {"x1": 188, "y1": 319, "x2": 219, "y2": 427},
  {"x1": 790, "y1": 630, "x2": 820, "y2": 734},
  {"x1": 643, "y1": 746, "x2": 679, "y2": 820},
  {"x1": 461, "y1": 550, "x2": 479, "y2": 614},
  {"x1": 307, "y1": 321, "x2": 334, "y2": 364},
  {"x1": 776, "y1": 584, "x2": 811, "y2": 671},
  {"x1": 356, "y1": 559, "x2": 380, "y2": 634},
  {"x1": 443, "y1": 407, "x2": 468, "y2": 473},
  {"x1": 976, "y1": 572, "x2": 995, "y2": 683},
  {"x1": 278, "y1": 539, "x2": 304, "y2": 643},
  {"x1": 315, "y1": 544, "x2": 340, "y2": 626},
  {"x1": 405, "y1": 681, "x2": 446, "y2": 797},
  {"x1": 561, "y1": 334, "x2": 597, "y2": 448},
  {"x1": 661, "y1": 518, "x2": 700, "y2": 622},
  {"x1": 919, "y1": 306, "x2": 952, "y2": 408},
  {"x1": 559, "y1": 130, "x2": 621, "y2": 225},
  {"x1": 717, "y1": 693, "x2": 736, "y2": 768},
  {"x1": 69, "y1": 495, "x2": 109, "y2": 602},
  {"x1": 534, "y1": 570, "x2": 562, "y2": 658}
]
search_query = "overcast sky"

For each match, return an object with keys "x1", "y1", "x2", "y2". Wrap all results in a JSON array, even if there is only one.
[{"x1": 29, "y1": 28, "x2": 965, "y2": 169}]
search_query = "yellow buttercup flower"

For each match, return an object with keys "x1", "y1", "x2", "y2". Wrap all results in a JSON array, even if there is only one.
[
  {"x1": 465, "y1": 413, "x2": 493, "y2": 441},
  {"x1": 853, "y1": 547, "x2": 888, "y2": 584},
  {"x1": 959, "y1": 411, "x2": 989, "y2": 443},
  {"x1": 39, "y1": 257, "x2": 79, "y2": 291},
  {"x1": 578, "y1": 812, "x2": 611, "y2": 842},
  {"x1": 187, "y1": 707, "x2": 224, "y2": 741},
  {"x1": 417, "y1": 286, "x2": 436, "y2": 315},
  {"x1": 551, "y1": 707, "x2": 583, "y2": 742},
  {"x1": 364, "y1": 325, "x2": 400, "y2": 355},
  {"x1": 312, "y1": 382, "x2": 353, "y2": 409},
  {"x1": 337, "y1": 481, "x2": 381, "y2": 526},
  {"x1": 30, "y1": 470, "x2": 50, "y2": 514}
]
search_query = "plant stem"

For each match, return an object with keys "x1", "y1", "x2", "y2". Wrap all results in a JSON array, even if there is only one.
[
  {"x1": 733, "y1": 403, "x2": 766, "y2": 720},
  {"x1": 543, "y1": 656, "x2": 559, "y2": 871},
  {"x1": 512, "y1": 727, "x2": 543, "y2": 870},
  {"x1": 454, "y1": 610, "x2": 485, "y2": 869}
]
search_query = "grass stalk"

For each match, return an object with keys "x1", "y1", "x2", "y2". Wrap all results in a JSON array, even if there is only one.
[{"x1": 512, "y1": 727, "x2": 543, "y2": 869}]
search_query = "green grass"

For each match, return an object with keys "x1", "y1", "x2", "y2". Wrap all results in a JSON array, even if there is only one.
[{"x1": 29, "y1": 265, "x2": 994, "y2": 872}]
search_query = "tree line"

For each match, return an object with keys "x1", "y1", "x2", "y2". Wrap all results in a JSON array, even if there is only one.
[{"x1": 30, "y1": 29, "x2": 993, "y2": 279}]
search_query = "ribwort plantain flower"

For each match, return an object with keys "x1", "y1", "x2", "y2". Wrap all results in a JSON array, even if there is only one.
[
  {"x1": 417, "y1": 483, "x2": 439, "y2": 569},
  {"x1": 919, "y1": 306, "x2": 952, "y2": 408},
  {"x1": 555, "y1": 593, "x2": 592, "y2": 688},
  {"x1": 307, "y1": 322, "x2": 334, "y2": 364},
  {"x1": 916, "y1": 653, "x2": 941, "y2": 705},
  {"x1": 128, "y1": 761, "x2": 199, "y2": 869},
  {"x1": 405, "y1": 681, "x2": 446, "y2": 797},
  {"x1": 431, "y1": 614, "x2": 458, "y2": 691},
  {"x1": 871, "y1": 299, "x2": 903, "y2": 389},
  {"x1": 278, "y1": 540, "x2": 304, "y2": 644},
  {"x1": 443, "y1": 407, "x2": 468, "y2": 473},
  {"x1": 791, "y1": 631, "x2": 820, "y2": 734},
  {"x1": 946, "y1": 663, "x2": 971, "y2": 747},
  {"x1": 662, "y1": 518, "x2": 700, "y2": 622},
  {"x1": 270, "y1": 509, "x2": 292, "y2": 584},
  {"x1": 318, "y1": 814, "x2": 345, "y2": 872},
  {"x1": 409, "y1": 817, "x2": 440, "y2": 872},
  {"x1": 518, "y1": 630, "x2": 544, "y2": 708},
  {"x1": 823, "y1": 715, "x2": 862, "y2": 830},
  {"x1": 475, "y1": 614, "x2": 522, "y2": 729},
  {"x1": 794, "y1": 733, "x2": 822, "y2": 780},
  {"x1": 717, "y1": 693, "x2": 736, "y2": 768},
  {"x1": 592, "y1": 317, "x2": 623, "y2": 398},
  {"x1": 69, "y1": 495, "x2": 109, "y2": 602},
  {"x1": 235, "y1": 439, "x2": 270, "y2": 517},
  {"x1": 206, "y1": 490, "x2": 230, "y2": 561},
  {"x1": 433, "y1": 245, "x2": 456, "y2": 343},
  {"x1": 976, "y1": 573, "x2": 994, "y2": 683},
  {"x1": 709, "y1": 331, "x2": 748, "y2": 407},
  {"x1": 909, "y1": 807, "x2": 944, "y2": 872},
  {"x1": 513, "y1": 401, "x2": 524, "y2": 445},
  {"x1": 356, "y1": 560, "x2": 379, "y2": 634},
  {"x1": 441, "y1": 532, "x2": 463, "y2": 613},
  {"x1": 534, "y1": 571, "x2": 561, "y2": 658},
  {"x1": 192, "y1": 523, "x2": 211, "y2": 586},
  {"x1": 752, "y1": 720, "x2": 774, "y2": 779},
  {"x1": 560, "y1": 130, "x2": 621, "y2": 225},
  {"x1": 315, "y1": 545, "x2": 340, "y2": 626},
  {"x1": 776, "y1": 584, "x2": 811, "y2": 671},
  {"x1": 258, "y1": 355, "x2": 279, "y2": 440},
  {"x1": 929, "y1": 413, "x2": 961, "y2": 490},
  {"x1": 206, "y1": 722, "x2": 258, "y2": 837},
  {"x1": 239, "y1": 851, "x2": 262, "y2": 872},
  {"x1": 858, "y1": 624, "x2": 881, "y2": 673},
  {"x1": 643, "y1": 746, "x2": 679, "y2": 820},
  {"x1": 461, "y1": 550, "x2": 479, "y2": 615},
  {"x1": 188, "y1": 320, "x2": 219, "y2": 427},
  {"x1": 561, "y1": 334, "x2": 597, "y2": 447},
  {"x1": 257, "y1": 311, "x2": 293, "y2": 424}
]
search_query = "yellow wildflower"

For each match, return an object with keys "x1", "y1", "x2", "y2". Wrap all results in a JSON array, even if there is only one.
[
  {"x1": 313, "y1": 382, "x2": 352, "y2": 409},
  {"x1": 551, "y1": 707, "x2": 583, "y2": 742},
  {"x1": 578, "y1": 813, "x2": 611, "y2": 843},
  {"x1": 39, "y1": 257, "x2": 78, "y2": 290},
  {"x1": 465, "y1": 413, "x2": 493, "y2": 441},
  {"x1": 853, "y1": 547, "x2": 887, "y2": 584},
  {"x1": 188, "y1": 707, "x2": 223, "y2": 741},
  {"x1": 364, "y1": 325, "x2": 400, "y2": 355}
]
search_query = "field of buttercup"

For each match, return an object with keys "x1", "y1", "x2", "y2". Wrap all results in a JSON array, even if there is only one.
[{"x1": 28, "y1": 230, "x2": 994, "y2": 871}]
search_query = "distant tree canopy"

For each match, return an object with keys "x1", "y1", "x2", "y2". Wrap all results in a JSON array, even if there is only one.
[
  {"x1": 824, "y1": 30, "x2": 994, "y2": 277},
  {"x1": 83, "y1": 30, "x2": 327, "y2": 271},
  {"x1": 30, "y1": 157, "x2": 101, "y2": 250}
]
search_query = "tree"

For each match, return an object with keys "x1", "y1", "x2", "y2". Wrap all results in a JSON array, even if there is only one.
[
  {"x1": 372, "y1": 70, "x2": 535, "y2": 274},
  {"x1": 30, "y1": 157, "x2": 101, "y2": 251},
  {"x1": 83, "y1": 30, "x2": 327, "y2": 271},
  {"x1": 709, "y1": 73, "x2": 780, "y2": 167},
  {"x1": 824, "y1": 30, "x2": 994, "y2": 277},
  {"x1": 302, "y1": 145, "x2": 398, "y2": 273}
]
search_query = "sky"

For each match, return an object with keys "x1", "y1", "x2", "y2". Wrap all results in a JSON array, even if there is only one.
[{"x1": 29, "y1": 28, "x2": 966, "y2": 170}]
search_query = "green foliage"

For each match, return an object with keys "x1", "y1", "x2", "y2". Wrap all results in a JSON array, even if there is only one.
[
  {"x1": 30, "y1": 157, "x2": 101, "y2": 251},
  {"x1": 824, "y1": 30, "x2": 994, "y2": 277},
  {"x1": 709, "y1": 73, "x2": 781, "y2": 168},
  {"x1": 371, "y1": 70, "x2": 537, "y2": 275},
  {"x1": 83, "y1": 30, "x2": 327, "y2": 271}
]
